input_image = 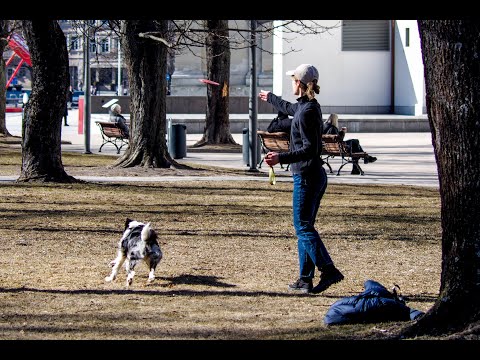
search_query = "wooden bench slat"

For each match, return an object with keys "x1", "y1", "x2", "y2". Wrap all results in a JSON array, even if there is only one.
[
  {"x1": 95, "y1": 121, "x2": 129, "y2": 154},
  {"x1": 257, "y1": 130, "x2": 370, "y2": 176},
  {"x1": 257, "y1": 131, "x2": 290, "y2": 170}
]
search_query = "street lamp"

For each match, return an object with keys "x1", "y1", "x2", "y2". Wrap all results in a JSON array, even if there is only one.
[
  {"x1": 83, "y1": 21, "x2": 92, "y2": 154},
  {"x1": 248, "y1": 20, "x2": 271, "y2": 172},
  {"x1": 117, "y1": 36, "x2": 122, "y2": 96}
]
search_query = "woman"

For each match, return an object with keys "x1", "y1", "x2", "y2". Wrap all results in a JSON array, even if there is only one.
[
  {"x1": 259, "y1": 63, "x2": 344, "y2": 294},
  {"x1": 323, "y1": 113, "x2": 340, "y2": 135},
  {"x1": 324, "y1": 113, "x2": 378, "y2": 172}
]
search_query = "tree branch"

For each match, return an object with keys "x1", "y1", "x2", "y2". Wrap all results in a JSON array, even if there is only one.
[{"x1": 138, "y1": 32, "x2": 172, "y2": 48}]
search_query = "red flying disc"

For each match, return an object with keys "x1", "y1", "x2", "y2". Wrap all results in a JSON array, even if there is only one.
[{"x1": 199, "y1": 79, "x2": 220, "y2": 86}]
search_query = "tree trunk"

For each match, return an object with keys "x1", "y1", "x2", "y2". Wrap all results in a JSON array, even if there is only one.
[
  {"x1": 17, "y1": 20, "x2": 76, "y2": 183},
  {"x1": 193, "y1": 20, "x2": 237, "y2": 147},
  {"x1": 400, "y1": 20, "x2": 480, "y2": 338},
  {"x1": 0, "y1": 19, "x2": 12, "y2": 137},
  {"x1": 113, "y1": 20, "x2": 174, "y2": 169}
]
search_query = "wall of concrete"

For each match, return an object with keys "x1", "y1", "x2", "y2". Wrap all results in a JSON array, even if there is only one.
[
  {"x1": 166, "y1": 114, "x2": 430, "y2": 134},
  {"x1": 90, "y1": 95, "x2": 278, "y2": 115}
]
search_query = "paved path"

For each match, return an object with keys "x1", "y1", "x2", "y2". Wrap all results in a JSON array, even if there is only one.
[{"x1": 4, "y1": 110, "x2": 439, "y2": 188}]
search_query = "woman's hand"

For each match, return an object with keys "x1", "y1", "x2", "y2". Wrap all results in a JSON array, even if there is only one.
[
  {"x1": 258, "y1": 90, "x2": 270, "y2": 102},
  {"x1": 264, "y1": 151, "x2": 280, "y2": 167}
]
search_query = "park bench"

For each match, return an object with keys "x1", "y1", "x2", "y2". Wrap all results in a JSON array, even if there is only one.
[
  {"x1": 321, "y1": 133, "x2": 369, "y2": 175},
  {"x1": 257, "y1": 130, "x2": 290, "y2": 170},
  {"x1": 257, "y1": 130, "x2": 369, "y2": 175},
  {"x1": 95, "y1": 121, "x2": 129, "y2": 154}
]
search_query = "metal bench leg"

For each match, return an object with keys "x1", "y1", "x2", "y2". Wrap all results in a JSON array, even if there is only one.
[
  {"x1": 99, "y1": 139, "x2": 120, "y2": 153},
  {"x1": 337, "y1": 162, "x2": 349, "y2": 176},
  {"x1": 117, "y1": 139, "x2": 128, "y2": 154},
  {"x1": 325, "y1": 161, "x2": 333, "y2": 174},
  {"x1": 258, "y1": 157, "x2": 264, "y2": 168}
]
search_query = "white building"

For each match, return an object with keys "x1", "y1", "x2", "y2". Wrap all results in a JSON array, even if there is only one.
[{"x1": 273, "y1": 20, "x2": 425, "y2": 115}]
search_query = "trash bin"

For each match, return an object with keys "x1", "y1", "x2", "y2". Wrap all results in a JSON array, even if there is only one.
[
  {"x1": 242, "y1": 128, "x2": 261, "y2": 166},
  {"x1": 243, "y1": 128, "x2": 249, "y2": 165},
  {"x1": 168, "y1": 123, "x2": 187, "y2": 159}
]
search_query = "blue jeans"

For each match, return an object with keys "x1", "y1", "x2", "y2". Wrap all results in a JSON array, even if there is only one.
[{"x1": 292, "y1": 168, "x2": 332, "y2": 280}]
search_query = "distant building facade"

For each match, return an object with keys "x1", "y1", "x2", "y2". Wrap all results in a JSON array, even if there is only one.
[
  {"x1": 57, "y1": 20, "x2": 272, "y2": 96},
  {"x1": 4, "y1": 20, "x2": 424, "y2": 115}
]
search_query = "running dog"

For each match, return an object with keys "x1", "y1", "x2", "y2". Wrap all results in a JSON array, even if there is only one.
[{"x1": 105, "y1": 218, "x2": 163, "y2": 287}]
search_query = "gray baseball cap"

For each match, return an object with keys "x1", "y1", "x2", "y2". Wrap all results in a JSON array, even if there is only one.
[{"x1": 286, "y1": 64, "x2": 319, "y2": 84}]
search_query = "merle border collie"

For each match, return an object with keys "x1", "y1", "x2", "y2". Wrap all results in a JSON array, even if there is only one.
[{"x1": 105, "y1": 218, "x2": 163, "y2": 287}]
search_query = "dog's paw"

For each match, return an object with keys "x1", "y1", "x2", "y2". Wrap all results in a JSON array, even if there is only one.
[
  {"x1": 147, "y1": 276, "x2": 155, "y2": 283},
  {"x1": 105, "y1": 275, "x2": 115, "y2": 282}
]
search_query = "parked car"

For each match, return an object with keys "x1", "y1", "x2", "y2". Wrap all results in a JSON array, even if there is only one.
[
  {"x1": 71, "y1": 91, "x2": 84, "y2": 108},
  {"x1": 6, "y1": 88, "x2": 31, "y2": 107}
]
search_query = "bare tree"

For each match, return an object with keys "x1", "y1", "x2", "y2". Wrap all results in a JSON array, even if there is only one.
[
  {"x1": 398, "y1": 20, "x2": 480, "y2": 338},
  {"x1": 193, "y1": 20, "x2": 235, "y2": 146},
  {"x1": 17, "y1": 20, "x2": 76, "y2": 183},
  {"x1": 141, "y1": 20, "x2": 338, "y2": 150},
  {"x1": 113, "y1": 20, "x2": 174, "y2": 168},
  {"x1": 67, "y1": 20, "x2": 190, "y2": 169}
]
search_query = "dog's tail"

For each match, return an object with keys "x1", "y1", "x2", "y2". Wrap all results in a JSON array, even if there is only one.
[{"x1": 141, "y1": 222, "x2": 152, "y2": 241}]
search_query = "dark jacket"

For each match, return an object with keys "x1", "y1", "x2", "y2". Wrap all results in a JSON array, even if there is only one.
[
  {"x1": 267, "y1": 111, "x2": 292, "y2": 133},
  {"x1": 323, "y1": 123, "x2": 339, "y2": 135},
  {"x1": 267, "y1": 93, "x2": 323, "y2": 175},
  {"x1": 324, "y1": 279, "x2": 424, "y2": 325},
  {"x1": 110, "y1": 112, "x2": 130, "y2": 137}
]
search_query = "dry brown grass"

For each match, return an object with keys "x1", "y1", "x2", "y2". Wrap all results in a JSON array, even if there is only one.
[{"x1": 0, "y1": 145, "x2": 443, "y2": 340}]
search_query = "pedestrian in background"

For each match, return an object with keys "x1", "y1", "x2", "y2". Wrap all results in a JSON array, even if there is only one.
[
  {"x1": 63, "y1": 87, "x2": 72, "y2": 126},
  {"x1": 109, "y1": 104, "x2": 130, "y2": 138},
  {"x1": 323, "y1": 113, "x2": 377, "y2": 174}
]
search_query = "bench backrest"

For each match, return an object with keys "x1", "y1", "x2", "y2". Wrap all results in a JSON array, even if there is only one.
[
  {"x1": 257, "y1": 130, "x2": 357, "y2": 159},
  {"x1": 322, "y1": 134, "x2": 342, "y2": 156},
  {"x1": 96, "y1": 121, "x2": 128, "y2": 139},
  {"x1": 257, "y1": 131, "x2": 290, "y2": 153}
]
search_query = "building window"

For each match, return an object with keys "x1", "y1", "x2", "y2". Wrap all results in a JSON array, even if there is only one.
[
  {"x1": 342, "y1": 20, "x2": 390, "y2": 51},
  {"x1": 405, "y1": 28, "x2": 410, "y2": 47},
  {"x1": 90, "y1": 38, "x2": 96, "y2": 53},
  {"x1": 99, "y1": 37, "x2": 110, "y2": 53},
  {"x1": 69, "y1": 35, "x2": 79, "y2": 51}
]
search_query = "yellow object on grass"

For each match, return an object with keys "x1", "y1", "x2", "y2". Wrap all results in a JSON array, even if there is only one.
[{"x1": 269, "y1": 166, "x2": 276, "y2": 185}]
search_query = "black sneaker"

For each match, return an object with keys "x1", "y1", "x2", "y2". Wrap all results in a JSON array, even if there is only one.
[
  {"x1": 365, "y1": 156, "x2": 377, "y2": 164},
  {"x1": 351, "y1": 167, "x2": 361, "y2": 175},
  {"x1": 311, "y1": 267, "x2": 344, "y2": 294},
  {"x1": 288, "y1": 278, "x2": 313, "y2": 294}
]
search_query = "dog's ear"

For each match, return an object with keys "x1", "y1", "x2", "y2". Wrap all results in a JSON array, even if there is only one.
[{"x1": 125, "y1": 218, "x2": 133, "y2": 230}]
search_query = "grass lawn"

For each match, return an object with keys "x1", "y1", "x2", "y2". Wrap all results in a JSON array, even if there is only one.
[{"x1": 0, "y1": 142, "x2": 444, "y2": 341}]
